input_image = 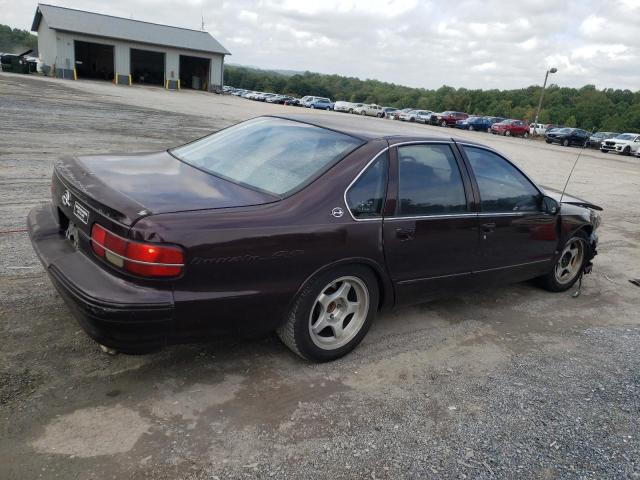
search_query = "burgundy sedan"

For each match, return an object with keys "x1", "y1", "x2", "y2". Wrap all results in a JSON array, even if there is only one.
[{"x1": 28, "y1": 115, "x2": 601, "y2": 361}]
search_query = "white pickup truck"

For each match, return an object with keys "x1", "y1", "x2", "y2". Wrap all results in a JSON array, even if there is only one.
[{"x1": 600, "y1": 133, "x2": 640, "y2": 155}]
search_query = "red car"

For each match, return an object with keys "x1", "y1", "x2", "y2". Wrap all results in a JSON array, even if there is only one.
[
  {"x1": 490, "y1": 119, "x2": 530, "y2": 137},
  {"x1": 429, "y1": 111, "x2": 469, "y2": 127}
]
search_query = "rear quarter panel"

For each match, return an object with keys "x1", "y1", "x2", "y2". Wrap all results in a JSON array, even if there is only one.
[{"x1": 130, "y1": 139, "x2": 391, "y2": 337}]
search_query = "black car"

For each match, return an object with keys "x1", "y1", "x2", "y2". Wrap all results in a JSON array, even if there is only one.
[
  {"x1": 587, "y1": 131, "x2": 619, "y2": 148},
  {"x1": 545, "y1": 128, "x2": 590, "y2": 147}
]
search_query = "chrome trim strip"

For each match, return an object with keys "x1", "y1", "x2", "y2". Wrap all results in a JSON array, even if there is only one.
[
  {"x1": 343, "y1": 147, "x2": 390, "y2": 222},
  {"x1": 397, "y1": 258, "x2": 552, "y2": 285},
  {"x1": 391, "y1": 140, "x2": 454, "y2": 147},
  {"x1": 477, "y1": 212, "x2": 527, "y2": 217},
  {"x1": 385, "y1": 213, "x2": 477, "y2": 221},
  {"x1": 474, "y1": 258, "x2": 551, "y2": 273},
  {"x1": 397, "y1": 271, "x2": 469, "y2": 285}
]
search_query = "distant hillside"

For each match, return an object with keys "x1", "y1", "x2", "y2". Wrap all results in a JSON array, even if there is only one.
[
  {"x1": 0, "y1": 24, "x2": 37, "y2": 54},
  {"x1": 224, "y1": 64, "x2": 640, "y2": 132},
  {"x1": 226, "y1": 63, "x2": 305, "y2": 77}
]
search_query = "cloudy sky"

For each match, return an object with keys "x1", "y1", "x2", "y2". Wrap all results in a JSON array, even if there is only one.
[{"x1": 3, "y1": 0, "x2": 639, "y2": 90}]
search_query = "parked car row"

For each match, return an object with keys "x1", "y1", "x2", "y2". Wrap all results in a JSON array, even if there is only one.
[{"x1": 222, "y1": 87, "x2": 639, "y2": 157}]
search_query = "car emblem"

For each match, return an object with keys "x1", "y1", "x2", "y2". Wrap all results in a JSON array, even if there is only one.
[
  {"x1": 61, "y1": 189, "x2": 71, "y2": 207},
  {"x1": 331, "y1": 207, "x2": 344, "y2": 218}
]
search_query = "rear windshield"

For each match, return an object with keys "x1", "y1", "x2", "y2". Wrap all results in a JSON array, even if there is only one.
[
  {"x1": 171, "y1": 117, "x2": 363, "y2": 196},
  {"x1": 616, "y1": 134, "x2": 636, "y2": 140}
]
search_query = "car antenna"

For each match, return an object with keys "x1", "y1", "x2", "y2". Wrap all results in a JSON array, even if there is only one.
[
  {"x1": 559, "y1": 127, "x2": 596, "y2": 205},
  {"x1": 557, "y1": 128, "x2": 596, "y2": 299}
]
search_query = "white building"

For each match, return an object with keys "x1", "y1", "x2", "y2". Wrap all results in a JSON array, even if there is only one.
[{"x1": 31, "y1": 4, "x2": 230, "y2": 91}]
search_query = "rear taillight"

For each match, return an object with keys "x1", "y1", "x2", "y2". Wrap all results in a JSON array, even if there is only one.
[{"x1": 91, "y1": 224, "x2": 184, "y2": 278}]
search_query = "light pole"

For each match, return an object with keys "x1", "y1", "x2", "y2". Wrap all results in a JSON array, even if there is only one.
[{"x1": 532, "y1": 67, "x2": 557, "y2": 135}]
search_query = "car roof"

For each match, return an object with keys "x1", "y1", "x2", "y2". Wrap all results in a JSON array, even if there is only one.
[{"x1": 268, "y1": 113, "x2": 482, "y2": 145}]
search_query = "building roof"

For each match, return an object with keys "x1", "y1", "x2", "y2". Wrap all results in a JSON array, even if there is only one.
[{"x1": 32, "y1": 4, "x2": 230, "y2": 56}]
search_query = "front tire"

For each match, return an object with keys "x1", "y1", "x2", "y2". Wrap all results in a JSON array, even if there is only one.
[
  {"x1": 276, "y1": 266, "x2": 379, "y2": 362},
  {"x1": 469, "y1": 125, "x2": 474, "y2": 131},
  {"x1": 523, "y1": 131, "x2": 529, "y2": 138},
  {"x1": 563, "y1": 139, "x2": 570, "y2": 147},
  {"x1": 623, "y1": 146, "x2": 631, "y2": 156},
  {"x1": 539, "y1": 233, "x2": 588, "y2": 292},
  {"x1": 505, "y1": 130, "x2": 511, "y2": 136},
  {"x1": 440, "y1": 120, "x2": 447, "y2": 127}
]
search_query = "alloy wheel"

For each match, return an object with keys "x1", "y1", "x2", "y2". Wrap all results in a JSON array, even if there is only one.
[
  {"x1": 308, "y1": 276, "x2": 369, "y2": 350},
  {"x1": 554, "y1": 239, "x2": 585, "y2": 285}
]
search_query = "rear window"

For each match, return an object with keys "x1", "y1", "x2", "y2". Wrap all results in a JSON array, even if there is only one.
[{"x1": 171, "y1": 117, "x2": 363, "y2": 196}]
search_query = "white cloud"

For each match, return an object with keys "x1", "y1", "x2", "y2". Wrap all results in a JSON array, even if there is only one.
[
  {"x1": 471, "y1": 62, "x2": 497, "y2": 72},
  {"x1": 518, "y1": 37, "x2": 538, "y2": 51},
  {"x1": 580, "y1": 15, "x2": 606, "y2": 35},
  {"x1": 237, "y1": 10, "x2": 258, "y2": 23}
]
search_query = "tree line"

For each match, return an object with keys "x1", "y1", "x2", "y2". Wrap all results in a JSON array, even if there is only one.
[
  {"x1": 224, "y1": 65, "x2": 640, "y2": 133},
  {"x1": 0, "y1": 24, "x2": 37, "y2": 54}
]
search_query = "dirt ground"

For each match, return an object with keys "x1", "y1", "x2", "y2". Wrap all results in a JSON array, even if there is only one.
[{"x1": 1, "y1": 72, "x2": 639, "y2": 480}]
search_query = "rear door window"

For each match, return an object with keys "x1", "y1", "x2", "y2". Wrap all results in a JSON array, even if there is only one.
[{"x1": 396, "y1": 144, "x2": 467, "y2": 215}]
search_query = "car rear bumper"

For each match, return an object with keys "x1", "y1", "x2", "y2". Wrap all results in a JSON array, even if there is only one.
[{"x1": 27, "y1": 203, "x2": 175, "y2": 352}]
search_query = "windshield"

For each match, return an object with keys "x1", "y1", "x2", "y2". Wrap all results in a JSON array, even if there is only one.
[
  {"x1": 615, "y1": 134, "x2": 636, "y2": 141},
  {"x1": 171, "y1": 118, "x2": 363, "y2": 196},
  {"x1": 555, "y1": 128, "x2": 572, "y2": 133}
]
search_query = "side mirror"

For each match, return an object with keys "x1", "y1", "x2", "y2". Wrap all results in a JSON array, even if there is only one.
[{"x1": 542, "y1": 196, "x2": 560, "y2": 215}]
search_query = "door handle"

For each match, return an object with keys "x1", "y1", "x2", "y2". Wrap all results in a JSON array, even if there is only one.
[
  {"x1": 481, "y1": 222, "x2": 496, "y2": 233},
  {"x1": 395, "y1": 228, "x2": 415, "y2": 241}
]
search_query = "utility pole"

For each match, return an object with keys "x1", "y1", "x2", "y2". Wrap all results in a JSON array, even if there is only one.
[{"x1": 532, "y1": 67, "x2": 557, "y2": 135}]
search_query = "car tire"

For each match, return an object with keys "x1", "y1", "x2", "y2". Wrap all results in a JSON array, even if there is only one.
[
  {"x1": 349, "y1": 109, "x2": 354, "y2": 114},
  {"x1": 440, "y1": 121, "x2": 447, "y2": 127},
  {"x1": 311, "y1": 105, "x2": 316, "y2": 109},
  {"x1": 546, "y1": 139, "x2": 552, "y2": 144},
  {"x1": 504, "y1": 130, "x2": 511, "y2": 136},
  {"x1": 487, "y1": 128, "x2": 491, "y2": 133},
  {"x1": 276, "y1": 265, "x2": 379, "y2": 362},
  {"x1": 563, "y1": 139, "x2": 570, "y2": 147},
  {"x1": 361, "y1": 111, "x2": 366, "y2": 115},
  {"x1": 469, "y1": 125, "x2": 474, "y2": 131},
  {"x1": 600, "y1": 149, "x2": 607, "y2": 153},
  {"x1": 538, "y1": 231, "x2": 589, "y2": 293},
  {"x1": 523, "y1": 132, "x2": 529, "y2": 138},
  {"x1": 623, "y1": 146, "x2": 631, "y2": 156}
]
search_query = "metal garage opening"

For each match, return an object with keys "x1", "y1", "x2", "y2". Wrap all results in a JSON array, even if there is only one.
[
  {"x1": 74, "y1": 40, "x2": 114, "y2": 81},
  {"x1": 179, "y1": 55, "x2": 210, "y2": 90},
  {"x1": 130, "y1": 49, "x2": 165, "y2": 86}
]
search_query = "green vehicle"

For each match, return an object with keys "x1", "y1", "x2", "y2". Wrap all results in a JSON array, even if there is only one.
[{"x1": 0, "y1": 49, "x2": 34, "y2": 74}]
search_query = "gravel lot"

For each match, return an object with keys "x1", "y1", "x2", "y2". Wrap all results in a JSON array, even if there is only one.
[{"x1": 1, "y1": 72, "x2": 639, "y2": 479}]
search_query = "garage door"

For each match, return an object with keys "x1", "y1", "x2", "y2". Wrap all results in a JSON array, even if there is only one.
[
  {"x1": 130, "y1": 49, "x2": 165, "y2": 86},
  {"x1": 179, "y1": 55, "x2": 210, "y2": 90},
  {"x1": 74, "y1": 40, "x2": 114, "y2": 81}
]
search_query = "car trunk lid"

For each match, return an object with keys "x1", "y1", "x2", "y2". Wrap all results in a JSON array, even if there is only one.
[{"x1": 53, "y1": 151, "x2": 279, "y2": 230}]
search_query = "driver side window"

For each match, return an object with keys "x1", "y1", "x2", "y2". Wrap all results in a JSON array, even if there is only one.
[{"x1": 464, "y1": 147, "x2": 541, "y2": 213}]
